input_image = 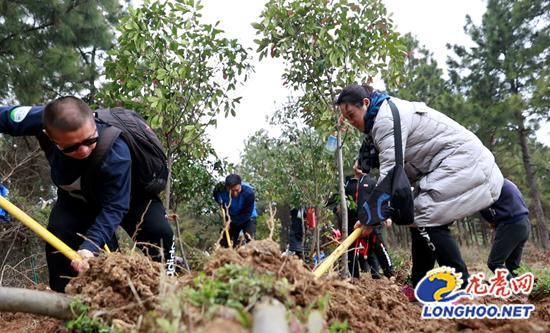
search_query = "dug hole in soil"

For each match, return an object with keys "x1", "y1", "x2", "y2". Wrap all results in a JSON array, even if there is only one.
[{"x1": 1, "y1": 239, "x2": 549, "y2": 332}]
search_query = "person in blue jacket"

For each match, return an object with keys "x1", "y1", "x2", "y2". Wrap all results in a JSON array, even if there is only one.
[
  {"x1": 480, "y1": 178, "x2": 530, "y2": 279},
  {"x1": 0, "y1": 97, "x2": 175, "y2": 292},
  {"x1": 0, "y1": 184, "x2": 10, "y2": 222},
  {"x1": 213, "y1": 173, "x2": 257, "y2": 248}
]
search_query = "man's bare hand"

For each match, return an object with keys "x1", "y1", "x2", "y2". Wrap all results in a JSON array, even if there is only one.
[{"x1": 71, "y1": 249, "x2": 94, "y2": 273}]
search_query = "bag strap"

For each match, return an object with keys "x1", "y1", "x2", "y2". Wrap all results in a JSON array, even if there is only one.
[
  {"x1": 88, "y1": 125, "x2": 122, "y2": 171},
  {"x1": 81, "y1": 125, "x2": 122, "y2": 204},
  {"x1": 387, "y1": 100, "x2": 403, "y2": 167}
]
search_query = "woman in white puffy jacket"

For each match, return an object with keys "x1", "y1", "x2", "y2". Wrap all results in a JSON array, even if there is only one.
[{"x1": 336, "y1": 84, "x2": 503, "y2": 290}]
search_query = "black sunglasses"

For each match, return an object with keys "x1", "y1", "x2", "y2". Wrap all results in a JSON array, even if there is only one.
[{"x1": 57, "y1": 134, "x2": 99, "y2": 154}]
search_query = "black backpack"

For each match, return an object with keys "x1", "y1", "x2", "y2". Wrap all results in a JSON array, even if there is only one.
[
  {"x1": 358, "y1": 100, "x2": 415, "y2": 226},
  {"x1": 83, "y1": 108, "x2": 168, "y2": 201}
]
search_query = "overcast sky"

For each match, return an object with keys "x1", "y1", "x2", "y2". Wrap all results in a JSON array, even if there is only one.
[{"x1": 195, "y1": 0, "x2": 550, "y2": 163}]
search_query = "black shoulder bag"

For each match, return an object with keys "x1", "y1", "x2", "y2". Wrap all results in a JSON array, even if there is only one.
[{"x1": 358, "y1": 100, "x2": 415, "y2": 226}]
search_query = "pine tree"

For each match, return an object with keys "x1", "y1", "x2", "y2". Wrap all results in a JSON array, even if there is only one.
[
  {"x1": 448, "y1": 0, "x2": 550, "y2": 248},
  {"x1": 0, "y1": 0, "x2": 125, "y2": 104}
]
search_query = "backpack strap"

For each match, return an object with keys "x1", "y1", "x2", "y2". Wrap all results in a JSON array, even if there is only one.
[
  {"x1": 81, "y1": 125, "x2": 122, "y2": 204},
  {"x1": 387, "y1": 100, "x2": 404, "y2": 167},
  {"x1": 88, "y1": 125, "x2": 122, "y2": 171},
  {"x1": 37, "y1": 131, "x2": 56, "y2": 156}
]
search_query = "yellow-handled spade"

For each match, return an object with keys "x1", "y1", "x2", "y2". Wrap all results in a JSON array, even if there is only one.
[
  {"x1": 0, "y1": 196, "x2": 81, "y2": 261},
  {"x1": 312, "y1": 227, "x2": 363, "y2": 279},
  {"x1": 220, "y1": 205, "x2": 232, "y2": 248}
]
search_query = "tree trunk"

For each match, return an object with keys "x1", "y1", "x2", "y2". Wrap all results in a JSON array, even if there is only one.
[
  {"x1": 336, "y1": 131, "x2": 349, "y2": 277},
  {"x1": 456, "y1": 223, "x2": 464, "y2": 247},
  {"x1": 89, "y1": 46, "x2": 97, "y2": 100},
  {"x1": 0, "y1": 287, "x2": 76, "y2": 319},
  {"x1": 531, "y1": 222, "x2": 539, "y2": 244},
  {"x1": 406, "y1": 226, "x2": 412, "y2": 248},
  {"x1": 396, "y1": 226, "x2": 405, "y2": 247},
  {"x1": 315, "y1": 219, "x2": 321, "y2": 267},
  {"x1": 165, "y1": 154, "x2": 173, "y2": 211},
  {"x1": 387, "y1": 224, "x2": 396, "y2": 246},
  {"x1": 468, "y1": 219, "x2": 478, "y2": 246},
  {"x1": 480, "y1": 220, "x2": 488, "y2": 247},
  {"x1": 301, "y1": 208, "x2": 307, "y2": 258},
  {"x1": 517, "y1": 121, "x2": 550, "y2": 249},
  {"x1": 309, "y1": 218, "x2": 317, "y2": 264}
]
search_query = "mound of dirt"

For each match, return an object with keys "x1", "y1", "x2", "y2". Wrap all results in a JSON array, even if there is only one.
[
  {"x1": 65, "y1": 251, "x2": 163, "y2": 325},
  {"x1": 199, "y1": 241, "x2": 440, "y2": 331},
  {"x1": 58, "y1": 240, "x2": 548, "y2": 333}
]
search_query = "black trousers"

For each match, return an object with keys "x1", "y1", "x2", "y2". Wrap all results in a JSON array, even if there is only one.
[
  {"x1": 220, "y1": 218, "x2": 256, "y2": 248},
  {"x1": 349, "y1": 226, "x2": 393, "y2": 278},
  {"x1": 348, "y1": 247, "x2": 367, "y2": 278},
  {"x1": 46, "y1": 193, "x2": 174, "y2": 292},
  {"x1": 410, "y1": 224, "x2": 469, "y2": 288},
  {"x1": 368, "y1": 227, "x2": 394, "y2": 278},
  {"x1": 487, "y1": 217, "x2": 530, "y2": 277}
]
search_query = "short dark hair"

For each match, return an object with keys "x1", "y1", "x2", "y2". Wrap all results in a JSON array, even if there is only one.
[
  {"x1": 225, "y1": 174, "x2": 242, "y2": 188},
  {"x1": 335, "y1": 84, "x2": 374, "y2": 107},
  {"x1": 43, "y1": 96, "x2": 94, "y2": 132}
]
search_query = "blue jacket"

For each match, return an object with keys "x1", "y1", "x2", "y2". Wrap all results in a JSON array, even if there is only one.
[
  {"x1": 0, "y1": 184, "x2": 9, "y2": 221},
  {"x1": 216, "y1": 182, "x2": 257, "y2": 225},
  {"x1": 480, "y1": 179, "x2": 529, "y2": 225},
  {"x1": 0, "y1": 106, "x2": 132, "y2": 252}
]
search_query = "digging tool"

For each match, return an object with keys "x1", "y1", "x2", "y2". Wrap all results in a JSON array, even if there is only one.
[
  {"x1": 313, "y1": 227, "x2": 362, "y2": 279},
  {"x1": 0, "y1": 196, "x2": 81, "y2": 261},
  {"x1": 220, "y1": 204, "x2": 232, "y2": 248}
]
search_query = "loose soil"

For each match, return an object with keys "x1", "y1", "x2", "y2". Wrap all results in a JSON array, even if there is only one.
[{"x1": 1, "y1": 240, "x2": 549, "y2": 332}]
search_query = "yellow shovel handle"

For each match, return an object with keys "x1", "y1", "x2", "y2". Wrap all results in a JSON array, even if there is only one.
[
  {"x1": 0, "y1": 196, "x2": 81, "y2": 261},
  {"x1": 220, "y1": 205, "x2": 232, "y2": 248},
  {"x1": 313, "y1": 227, "x2": 363, "y2": 279}
]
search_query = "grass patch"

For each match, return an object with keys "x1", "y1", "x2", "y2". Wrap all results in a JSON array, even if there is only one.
[
  {"x1": 148, "y1": 263, "x2": 334, "y2": 332},
  {"x1": 517, "y1": 265, "x2": 550, "y2": 301},
  {"x1": 67, "y1": 299, "x2": 122, "y2": 333}
]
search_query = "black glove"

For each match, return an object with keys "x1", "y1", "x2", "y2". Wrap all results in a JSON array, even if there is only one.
[{"x1": 212, "y1": 181, "x2": 226, "y2": 204}]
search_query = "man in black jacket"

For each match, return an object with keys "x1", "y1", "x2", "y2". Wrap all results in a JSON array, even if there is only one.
[{"x1": 0, "y1": 97, "x2": 175, "y2": 292}]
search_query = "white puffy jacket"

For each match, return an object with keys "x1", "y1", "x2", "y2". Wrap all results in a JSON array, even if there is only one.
[{"x1": 371, "y1": 97, "x2": 503, "y2": 227}]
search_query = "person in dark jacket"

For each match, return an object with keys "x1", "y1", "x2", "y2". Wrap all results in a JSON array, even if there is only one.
[
  {"x1": 480, "y1": 179, "x2": 530, "y2": 279},
  {"x1": 288, "y1": 208, "x2": 305, "y2": 259},
  {"x1": 0, "y1": 184, "x2": 10, "y2": 222},
  {"x1": 213, "y1": 174, "x2": 257, "y2": 248},
  {"x1": 350, "y1": 161, "x2": 394, "y2": 279},
  {"x1": 0, "y1": 97, "x2": 175, "y2": 292},
  {"x1": 343, "y1": 167, "x2": 371, "y2": 278}
]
